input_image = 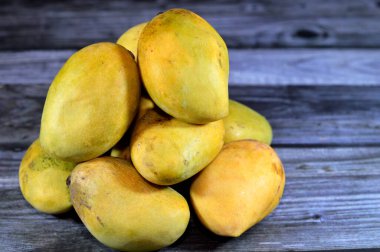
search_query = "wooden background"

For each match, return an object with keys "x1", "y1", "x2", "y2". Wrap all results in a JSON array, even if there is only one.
[{"x1": 1, "y1": 0, "x2": 380, "y2": 251}]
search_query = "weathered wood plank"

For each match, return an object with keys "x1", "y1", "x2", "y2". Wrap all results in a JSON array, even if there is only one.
[
  {"x1": 1, "y1": 84, "x2": 380, "y2": 149},
  {"x1": 1, "y1": 0, "x2": 380, "y2": 49},
  {"x1": 229, "y1": 49, "x2": 380, "y2": 86},
  {"x1": 2, "y1": 49, "x2": 380, "y2": 86},
  {"x1": 231, "y1": 85, "x2": 380, "y2": 146},
  {"x1": 1, "y1": 147, "x2": 380, "y2": 251}
]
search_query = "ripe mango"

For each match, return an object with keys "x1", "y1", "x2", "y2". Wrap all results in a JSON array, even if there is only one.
[
  {"x1": 224, "y1": 100, "x2": 272, "y2": 144},
  {"x1": 137, "y1": 96, "x2": 155, "y2": 120},
  {"x1": 110, "y1": 145, "x2": 131, "y2": 161},
  {"x1": 110, "y1": 96, "x2": 155, "y2": 160},
  {"x1": 131, "y1": 109, "x2": 224, "y2": 185},
  {"x1": 117, "y1": 22, "x2": 147, "y2": 59},
  {"x1": 19, "y1": 139, "x2": 76, "y2": 214},
  {"x1": 190, "y1": 140, "x2": 285, "y2": 237},
  {"x1": 138, "y1": 9, "x2": 229, "y2": 124},
  {"x1": 69, "y1": 157, "x2": 190, "y2": 251},
  {"x1": 40, "y1": 42, "x2": 140, "y2": 162}
]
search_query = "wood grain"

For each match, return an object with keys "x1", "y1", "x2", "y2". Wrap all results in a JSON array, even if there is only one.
[
  {"x1": 2, "y1": 49, "x2": 380, "y2": 86},
  {"x1": 1, "y1": 0, "x2": 380, "y2": 50},
  {"x1": 2, "y1": 85, "x2": 379, "y2": 251},
  {"x1": 2, "y1": 146, "x2": 380, "y2": 251},
  {"x1": 1, "y1": 1, "x2": 380, "y2": 250},
  {"x1": 1, "y1": 85, "x2": 380, "y2": 149}
]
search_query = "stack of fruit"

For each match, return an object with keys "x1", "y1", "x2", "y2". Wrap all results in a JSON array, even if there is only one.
[{"x1": 19, "y1": 9, "x2": 285, "y2": 251}]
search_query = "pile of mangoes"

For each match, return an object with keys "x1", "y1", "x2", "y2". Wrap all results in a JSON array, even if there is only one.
[{"x1": 19, "y1": 9, "x2": 285, "y2": 251}]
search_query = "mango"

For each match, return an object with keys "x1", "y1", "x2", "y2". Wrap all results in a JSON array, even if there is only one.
[
  {"x1": 131, "y1": 109, "x2": 224, "y2": 185},
  {"x1": 110, "y1": 145, "x2": 131, "y2": 161},
  {"x1": 190, "y1": 140, "x2": 285, "y2": 237},
  {"x1": 109, "y1": 124, "x2": 133, "y2": 161},
  {"x1": 137, "y1": 96, "x2": 155, "y2": 120},
  {"x1": 117, "y1": 22, "x2": 147, "y2": 59},
  {"x1": 224, "y1": 100, "x2": 272, "y2": 144},
  {"x1": 110, "y1": 96, "x2": 155, "y2": 160},
  {"x1": 69, "y1": 157, "x2": 190, "y2": 251},
  {"x1": 19, "y1": 139, "x2": 76, "y2": 214},
  {"x1": 138, "y1": 9, "x2": 229, "y2": 124},
  {"x1": 40, "y1": 42, "x2": 140, "y2": 162}
]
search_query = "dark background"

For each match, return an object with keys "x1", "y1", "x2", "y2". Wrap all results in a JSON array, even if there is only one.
[{"x1": 1, "y1": 1, "x2": 380, "y2": 251}]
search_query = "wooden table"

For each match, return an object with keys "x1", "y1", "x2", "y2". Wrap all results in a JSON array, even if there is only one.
[{"x1": 1, "y1": 1, "x2": 380, "y2": 251}]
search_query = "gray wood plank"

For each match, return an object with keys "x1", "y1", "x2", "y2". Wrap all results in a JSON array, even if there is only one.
[
  {"x1": 1, "y1": 84, "x2": 380, "y2": 149},
  {"x1": 0, "y1": 85, "x2": 380, "y2": 149},
  {"x1": 1, "y1": 146, "x2": 380, "y2": 251},
  {"x1": 231, "y1": 85, "x2": 380, "y2": 146},
  {"x1": 1, "y1": 49, "x2": 380, "y2": 86},
  {"x1": 229, "y1": 49, "x2": 380, "y2": 86},
  {"x1": 1, "y1": 0, "x2": 380, "y2": 50}
]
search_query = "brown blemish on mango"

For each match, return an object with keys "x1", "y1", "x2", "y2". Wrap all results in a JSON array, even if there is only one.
[{"x1": 97, "y1": 216, "x2": 105, "y2": 227}]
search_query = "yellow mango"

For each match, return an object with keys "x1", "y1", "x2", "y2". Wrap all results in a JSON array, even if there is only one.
[
  {"x1": 138, "y1": 9, "x2": 229, "y2": 124},
  {"x1": 190, "y1": 140, "x2": 285, "y2": 237},
  {"x1": 117, "y1": 22, "x2": 147, "y2": 59},
  {"x1": 131, "y1": 109, "x2": 224, "y2": 185},
  {"x1": 137, "y1": 96, "x2": 155, "y2": 120},
  {"x1": 19, "y1": 139, "x2": 75, "y2": 214},
  {"x1": 110, "y1": 145, "x2": 131, "y2": 161},
  {"x1": 224, "y1": 100, "x2": 272, "y2": 144},
  {"x1": 69, "y1": 157, "x2": 189, "y2": 251},
  {"x1": 110, "y1": 96, "x2": 155, "y2": 160},
  {"x1": 109, "y1": 123, "x2": 133, "y2": 161},
  {"x1": 40, "y1": 42, "x2": 140, "y2": 162}
]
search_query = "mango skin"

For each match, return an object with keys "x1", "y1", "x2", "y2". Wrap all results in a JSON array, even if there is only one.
[
  {"x1": 111, "y1": 96, "x2": 155, "y2": 161},
  {"x1": 117, "y1": 22, "x2": 147, "y2": 59},
  {"x1": 224, "y1": 100, "x2": 272, "y2": 144},
  {"x1": 110, "y1": 145, "x2": 131, "y2": 161},
  {"x1": 40, "y1": 42, "x2": 141, "y2": 162},
  {"x1": 131, "y1": 109, "x2": 224, "y2": 185},
  {"x1": 19, "y1": 139, "x2": 76, "y2": 214},
  {"x1": 138, "y1": 9, "x2": 229, "y2": 124},
  {"x1": 137, "y1": 96, "x2": 155, "y2": 120},
  {"x1": 190, "y1": 140, "x2": 285, "y2": 237},
  {"x1": 69, "y1": 157, "x2": 190, "y2": 252}
]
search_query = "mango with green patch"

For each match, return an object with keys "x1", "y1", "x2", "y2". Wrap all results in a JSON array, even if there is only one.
[{"x1": 19, "y1": 139, "x2": 76, "y2": 214}]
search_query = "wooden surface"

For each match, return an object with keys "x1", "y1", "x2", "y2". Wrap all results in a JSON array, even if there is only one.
[
  {"x1": 1, "y1": 1, "x2": 380, "y2": 251},
  {"x1": 2, "y1": 49, "x2": 380, "y2": 86},
  {"x1": 1, "y1": 0, "x2": 380, "y2": 50}
]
